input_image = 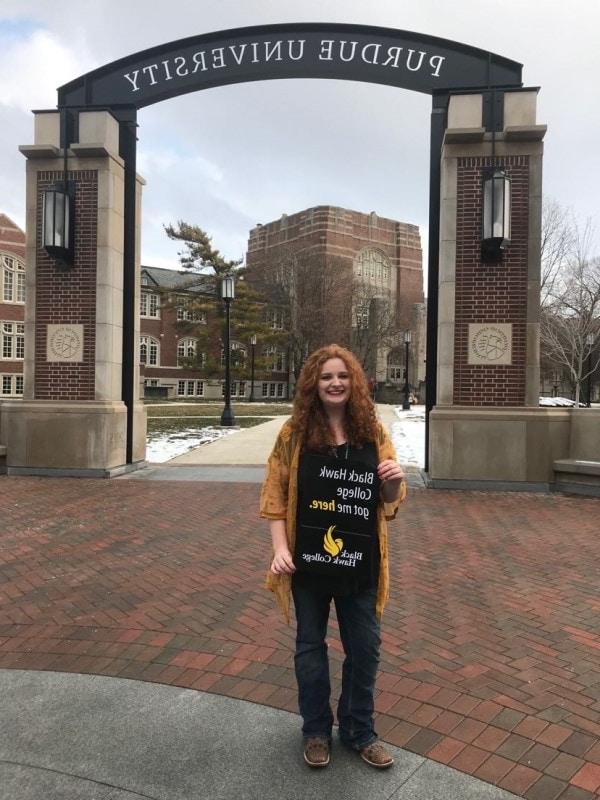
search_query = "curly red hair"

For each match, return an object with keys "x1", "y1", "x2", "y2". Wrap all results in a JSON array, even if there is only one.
[{"x1": 290, "y1": 344, "x2": 378, "y2": 451}]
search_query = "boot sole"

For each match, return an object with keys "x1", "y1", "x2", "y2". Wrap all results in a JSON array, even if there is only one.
[
  {"x1": 304, "y1": 752, "x2": 330, "y2": 767},
  {"x1": 359, "y1": 752, "x2": 394, "y2": 769}
]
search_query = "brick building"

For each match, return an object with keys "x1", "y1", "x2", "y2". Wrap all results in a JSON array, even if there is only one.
[
  {"x1": 139, "y1": 266, "x2": 289, "y2": 400},
  {"x1": 245, "y1": 205, "x2": 426, "y2": 398},
  {"x1": 0, "y1": 214, "x2": 25, "y2": 398}
]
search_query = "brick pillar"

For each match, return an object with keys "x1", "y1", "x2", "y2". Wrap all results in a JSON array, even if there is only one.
[
  {"x1": 3, "y1": 110, "x2": 146, "y2": 476},
  {"x1": 428, "y1": 92, "x2": 572, "y2": 489}
]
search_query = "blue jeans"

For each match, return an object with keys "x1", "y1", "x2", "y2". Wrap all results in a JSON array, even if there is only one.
[{"x1": 291, "y1": 580, "x2": 381, "y2": 750}]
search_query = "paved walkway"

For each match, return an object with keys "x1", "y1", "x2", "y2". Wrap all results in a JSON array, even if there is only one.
[{"x1": 1, "y1": 411, "x2": 600, "y2": 799}]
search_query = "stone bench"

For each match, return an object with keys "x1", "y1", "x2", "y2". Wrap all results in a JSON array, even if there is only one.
[{"x1": 554, "y1": 459, "x2": 600, "y2": 497}]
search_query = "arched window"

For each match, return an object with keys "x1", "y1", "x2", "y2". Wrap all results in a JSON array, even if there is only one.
[
  {"x1": 221, "y1": 341, "x2": 246, "y2": 367},
  {"x1": 140, "y1": 336, "x2": 159, "y2": 366},
  {"x1": 177, "y1": 337, "x2": 196, "y2": 365},
  {"x1": 387, "y1": 348, "x2": 404, "y2": 382},
  {"x1": 354, "y1": 248, "x2": 391, "y2": 284},
  {"x1": 1, "y1": 254, "x2": 26, "y2": 304}
]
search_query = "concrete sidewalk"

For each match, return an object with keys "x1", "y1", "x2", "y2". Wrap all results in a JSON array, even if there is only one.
[
  {"x1": 141, "y1": 404, "x2": 424, "y2": 486},
  {"x1": 168, "y1": 415, "x2": 290, "y2": 466},
  {"x1": 1, "y1": 670, "x2": 520, "y2": 800}
]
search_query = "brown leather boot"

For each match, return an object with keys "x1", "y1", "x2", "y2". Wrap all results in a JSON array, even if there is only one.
[
  {"x1": 303, "y1": 736, "x2": 331, "y2": 767},
  {"x1": 359, "y1": 740, "x2": 394, "y2": 768}
]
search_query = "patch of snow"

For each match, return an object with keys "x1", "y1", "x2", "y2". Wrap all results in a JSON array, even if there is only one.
[
  {"x1": 391, "y1": 405, "x2": 426, "y2": 468},
  {"x1": 539, "y1": 396, "x2": 584, "y2": 407},
  {"x1": 146, "y1": 425, "x2": 239, "y2": 463}
]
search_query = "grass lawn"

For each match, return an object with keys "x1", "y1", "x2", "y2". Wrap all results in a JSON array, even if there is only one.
[{"x1": 145, "y1": 402, "x2": 292, "y2": 418}]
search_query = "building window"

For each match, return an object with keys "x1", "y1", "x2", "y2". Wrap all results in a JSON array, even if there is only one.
[
  {"x1": 266, "y1": 346, "x2": 286, "y2": 372},
  {"x1": 387, "y1": 349, "x2": 404, "y2": 382},
  {"x1": 1, "y1": 254, "x2": 25, "y2": 304},
  {"x1": 178, "y1": 379, "x2": 204, "y2": 397},
  {"x1": 354, "y1": 248, "x2": 390, "y2": 283},
  {"x1": 1, "y1": 322, "x2": 25, "y2": 360},
  {"x1": 140, "y1": 292, "x2": 160, "y2": 318},
  {"x1": 140, "y1": 336, "x2": 159, "y2": 366},
  {"x1": 176, "y1": 299, "x2": 206, "y2": 323},
  {"x1": 261, "y1": 381, "x2": 284, "y2": 398},
  {"x1": 177, "y1": 338, "x2": 196, "y2": 365},
  {"x1": 221, "y1": 341, "x2": 246, "y2": 368},
  {"x1": 355, "y1": 305, "x2": 369, "y2": 329},
  {"x1": 221, "y1": 380, "x2": 246, "y2": 398},
  {"x1": 1, "y1": 374, "x2": 23, "y2": 396},
  {"x1": 266, "y1": 308, "x2": 284, "y2": 329}
]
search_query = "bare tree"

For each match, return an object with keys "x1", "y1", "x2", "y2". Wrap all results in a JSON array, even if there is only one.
[
  {"x1": 540, "y1": 218, "x2": 600, "y2": 405},
  {"x1": 540, "y1": 198, "x2": 576, "y2": 307},
  {"x1": 350, "y1": 280, "x2": 399, "y2": 374},
  {"x1": 248, "y1": 248, "x2": 352, "y2": 378}
]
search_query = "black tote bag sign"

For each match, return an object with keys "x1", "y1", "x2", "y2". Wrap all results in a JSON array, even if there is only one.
[{"x1": 295, "y1": 453, "x2": 379, "y2": 579}]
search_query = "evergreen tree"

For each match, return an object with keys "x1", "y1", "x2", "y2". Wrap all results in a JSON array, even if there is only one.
[{"x1": 164, "y1": 221, "x2": 288, "y2": 383}]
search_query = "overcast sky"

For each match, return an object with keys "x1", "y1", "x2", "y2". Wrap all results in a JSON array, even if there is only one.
[{"x1": 1, "y1": 0, "x2": 599, "y2": 288}]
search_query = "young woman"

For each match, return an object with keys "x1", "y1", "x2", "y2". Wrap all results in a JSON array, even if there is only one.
[{"x1": 260, "y1": 344, "x2": 406, "y2": 769}]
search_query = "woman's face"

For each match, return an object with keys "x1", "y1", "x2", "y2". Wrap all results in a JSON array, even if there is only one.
[{"x1": 317, "y1": 357, "x2": 351, "y2": 411}]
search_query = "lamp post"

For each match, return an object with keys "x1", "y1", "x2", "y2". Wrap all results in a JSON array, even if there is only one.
[
  {"x1": 220, "y1": 275, "x2": 235, "y2": 426},
  {"x1": 402, "y1": 330, "x2": 412, "y2": 410},
  {"x1": 586, "y1": 333, "x2": 595, "y2": 407},
  {"x1": 249, "y1": 334, "x2": 257, "y2": 402}
]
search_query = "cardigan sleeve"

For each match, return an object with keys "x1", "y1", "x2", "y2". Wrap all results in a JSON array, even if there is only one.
[
  {"x1": 259, "y1": 425, "x2": 292, "y2": 520},
  {"x1": 378, "y1": 424, "x2": 407, "y2": 521}
]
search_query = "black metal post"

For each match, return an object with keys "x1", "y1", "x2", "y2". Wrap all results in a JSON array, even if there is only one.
[
  {"x1": 587, "y1": 351, "x2": 593, "y2": 407},
  {"x1": 403, "y1": 339, "x2": 411, "y2": 410},
  {"x1": 221, "y1": 298, "x2": 235, "y2": 426},
  {"x1": 250, "y1": 339, "x2": 256, "y2": 402},
  {"x1": 424, "y1": 94, "x2": 448, "y2": 471},
  {"x1": 118, "y1": 110, "x2": 139, "y2": 463}
]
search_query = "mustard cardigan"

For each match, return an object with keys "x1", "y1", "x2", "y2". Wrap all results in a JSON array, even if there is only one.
[{"x1": 259, "y1": 420, "x2": 406, "y2": 622}]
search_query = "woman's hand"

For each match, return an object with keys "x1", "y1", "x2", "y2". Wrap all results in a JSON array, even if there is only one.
[
  {"x1": 270, "y1": 546, "x2": 296, "y2": 575},
  {"x1": 377, "y1": 459, "x2": 405, "y2": 502}
]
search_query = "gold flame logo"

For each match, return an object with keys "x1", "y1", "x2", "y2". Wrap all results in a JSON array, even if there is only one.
[{"x1": 323, "y1": 525, "x2": 343, "y2": 557}]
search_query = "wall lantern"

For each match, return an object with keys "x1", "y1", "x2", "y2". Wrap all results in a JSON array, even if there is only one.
[
  {"x1": 42, "y1": 187, "x2": 73, "y2": 268},
  {"x1": 481, "y1": 168, "x2": 511, "y2": 263}
]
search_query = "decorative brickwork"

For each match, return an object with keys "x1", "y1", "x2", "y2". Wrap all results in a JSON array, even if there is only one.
[
  {"x1": 454, "y1": 157, "x2": 529, "y2": 406},
  {"x1": 34, "y1": 171, "x2": 98, "y2": 400}
]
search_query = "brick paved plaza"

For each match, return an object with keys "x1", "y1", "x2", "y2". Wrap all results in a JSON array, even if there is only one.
[{"x1": 1, "y1": 476, "x2": 600, "y2": 799}]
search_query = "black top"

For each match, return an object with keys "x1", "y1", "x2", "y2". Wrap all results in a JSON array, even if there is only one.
[{"x1": 293, "y1": 441, "x2": 380, "y2": 596}]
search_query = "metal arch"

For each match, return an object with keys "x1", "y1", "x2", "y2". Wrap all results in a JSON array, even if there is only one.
[
  {"x1": 57, "y1": 22, "x2": 522, "y2": 109},
  {"x1": 52, "y1": 24, "x2": 524, "y2": 466}
]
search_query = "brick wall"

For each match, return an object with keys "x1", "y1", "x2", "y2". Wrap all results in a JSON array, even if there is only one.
[
  {"x1": 453, "y1": 156, "x2": 529, "y2": 406},
  {"x1": 34, "y1": 171, "x2": 98, "y2": 400}
]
